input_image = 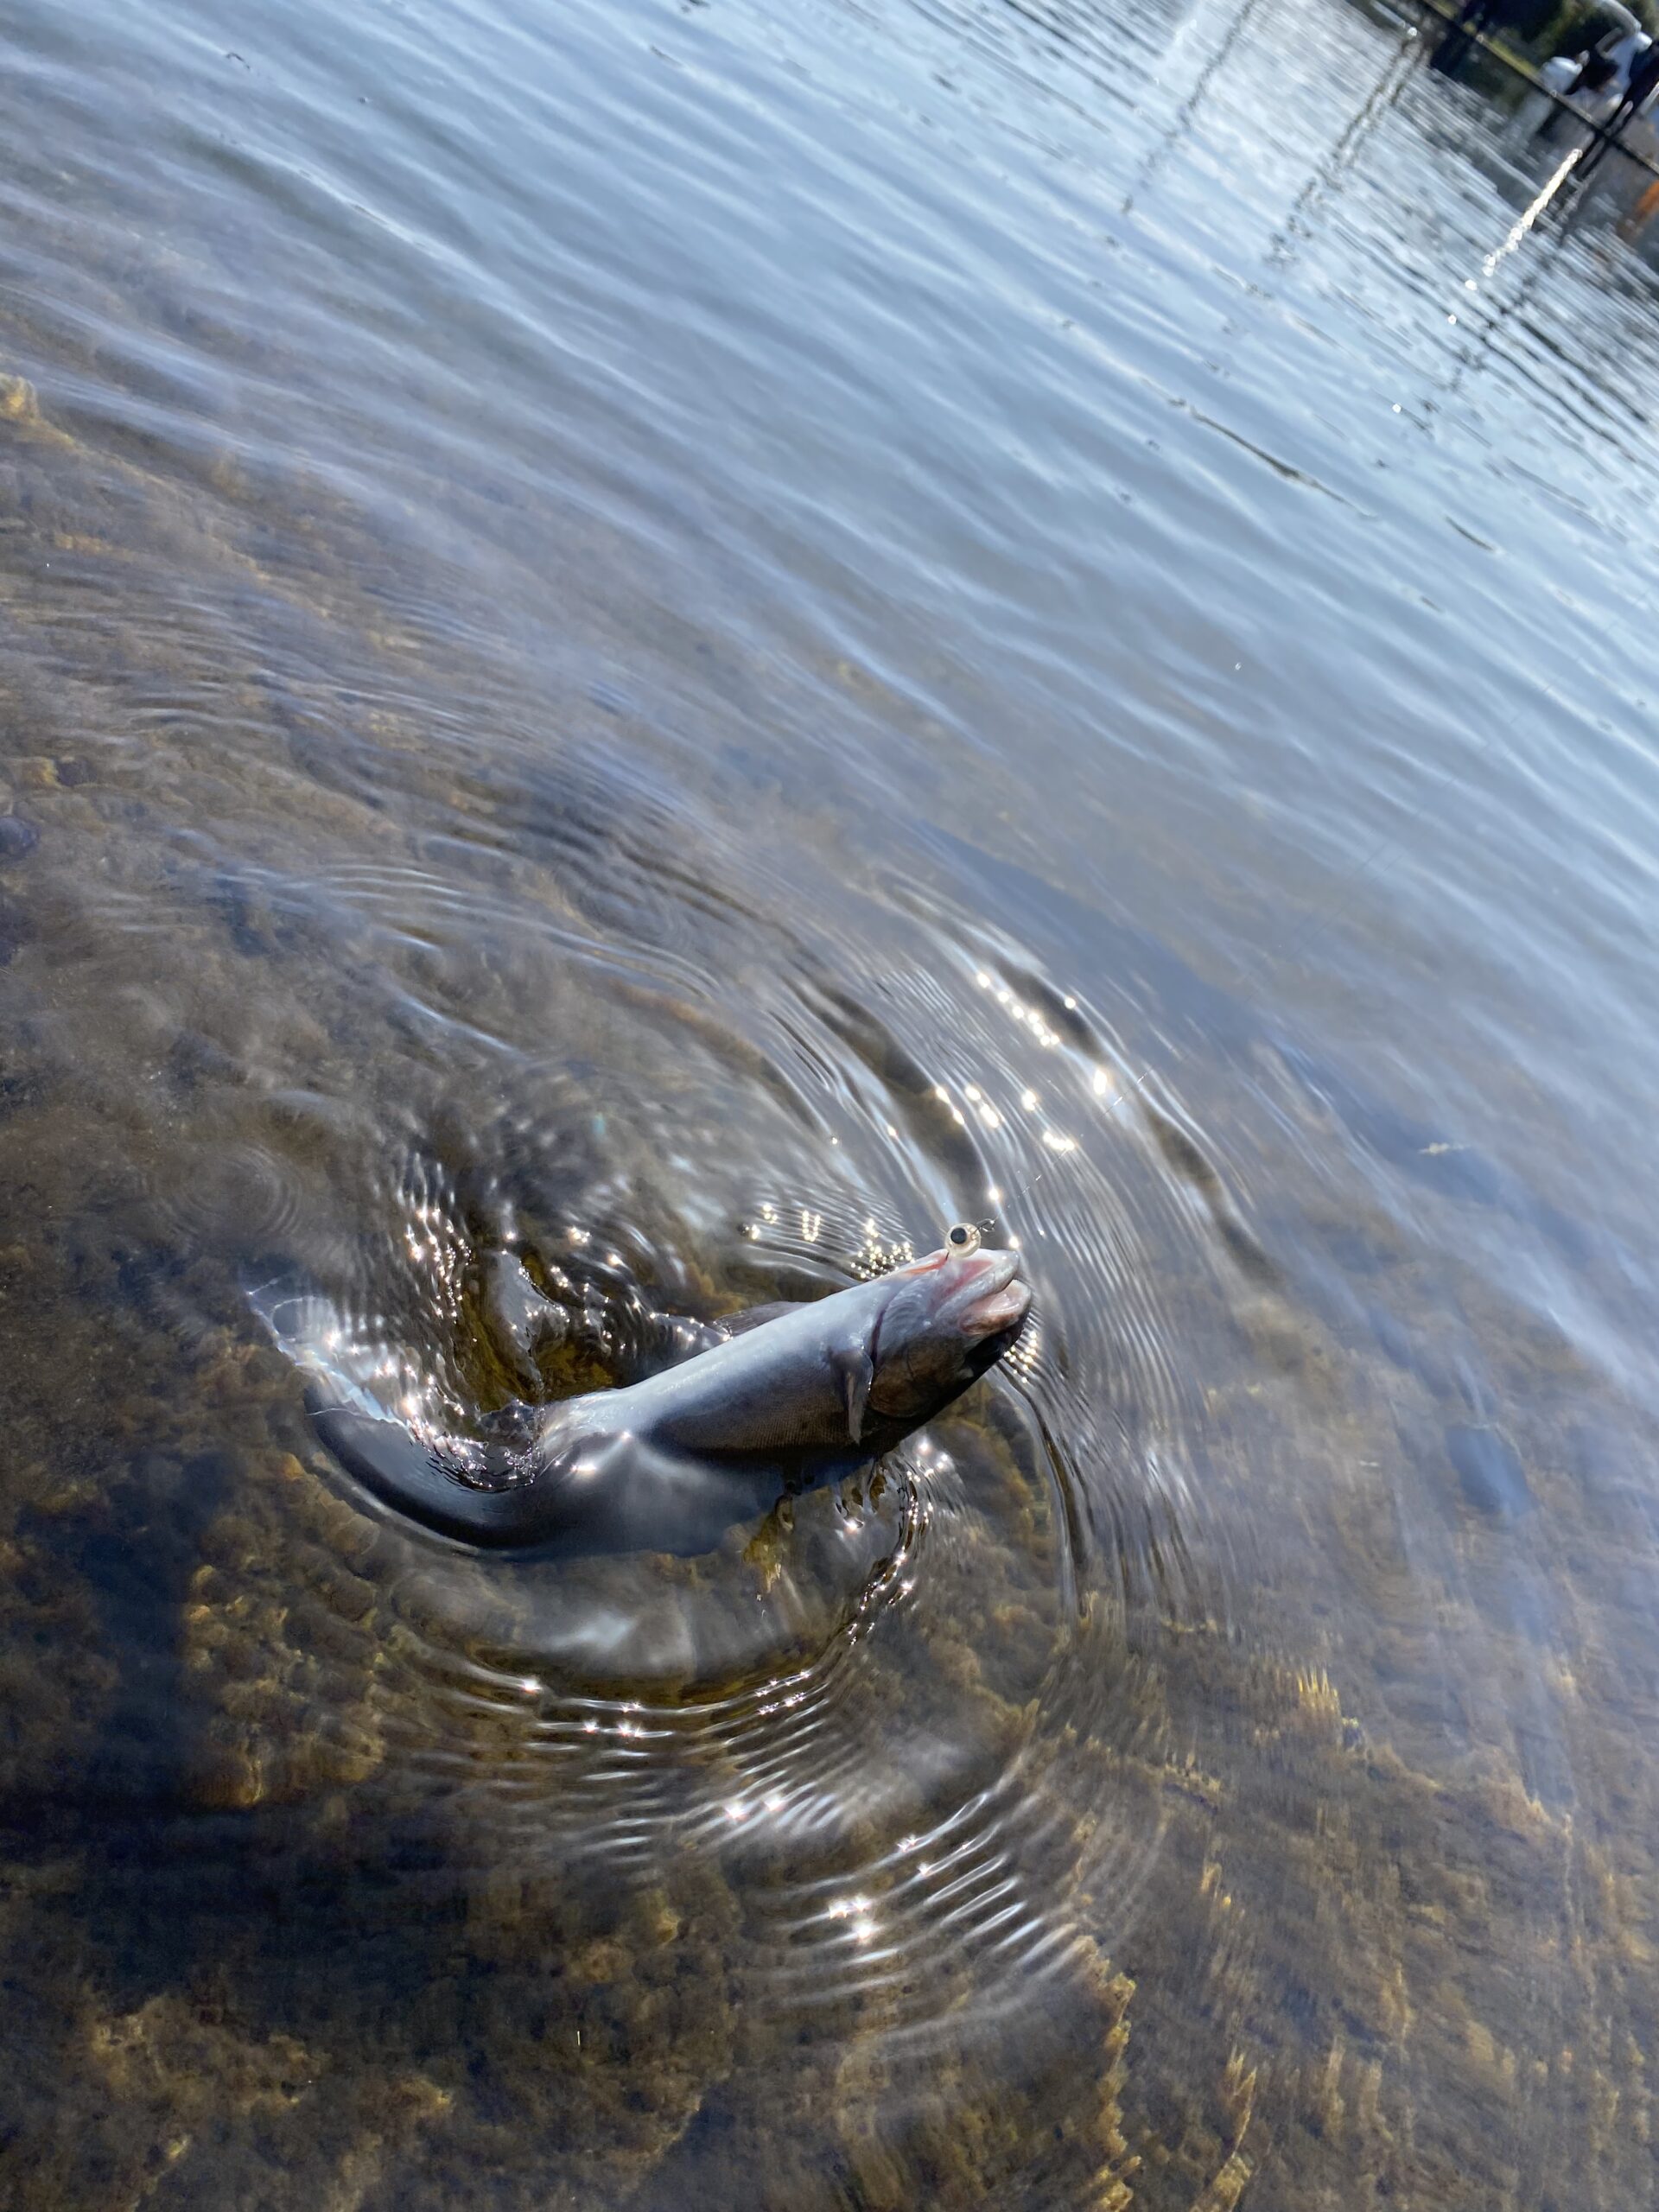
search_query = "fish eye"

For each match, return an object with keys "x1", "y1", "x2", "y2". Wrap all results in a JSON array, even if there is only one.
[{"x1": 945, "y1": 1222, "x2": 981, "y2": 1255}]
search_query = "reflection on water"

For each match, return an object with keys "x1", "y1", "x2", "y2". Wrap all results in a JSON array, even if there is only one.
[{"x1": 3, "y1": 0, "x2": 1659, "y2": 2203}]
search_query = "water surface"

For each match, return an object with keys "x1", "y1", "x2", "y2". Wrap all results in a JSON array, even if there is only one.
[{"x1": 3, "y1": 0, "x2": 1659, "y2": 2204}]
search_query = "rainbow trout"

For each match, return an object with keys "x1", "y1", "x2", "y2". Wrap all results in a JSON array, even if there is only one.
[{"x1": 258, "y1": 1225, "x2": 1029, "y2": 1558}]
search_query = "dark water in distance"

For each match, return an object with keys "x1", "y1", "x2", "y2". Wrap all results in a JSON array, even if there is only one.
[{"x1": 3, "y1": 0, "x2": 1659, "y2": 2202}]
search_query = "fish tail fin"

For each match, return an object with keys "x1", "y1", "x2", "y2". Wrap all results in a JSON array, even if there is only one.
[
  {"x1": 307, "y1": 1399, "x2": 543, "y2": 1548},
  {"x1": 248, "y1": 1278, "x2": 547, "y2": 1548}
]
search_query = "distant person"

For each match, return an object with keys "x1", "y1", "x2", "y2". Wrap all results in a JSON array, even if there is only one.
[
  {"x1": 1535, "y1": 26, "x2": 1636, "y2": 139},
  {"x1": 1430, "y1": 0, "x2": 1503, "y2": 76},
  {"x1": 1558, "y1": 33, "x2": 1627, "y2": 102},
  {"x1": 1609, "y1": 28, "x2": 1659, "y2": 128},
  {"x1": 1578, "y1": 28, "x2": 1659, "y2": 175}
]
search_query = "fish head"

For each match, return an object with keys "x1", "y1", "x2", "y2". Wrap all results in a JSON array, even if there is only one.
[{"x1": 865, "y1": 1224, "x2": 1030, "y2": 1426}]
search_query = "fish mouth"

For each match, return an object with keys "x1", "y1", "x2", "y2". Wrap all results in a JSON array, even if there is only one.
[{"x1": 954, "y1": 1248, "x2": 1031, "y2": 1340}]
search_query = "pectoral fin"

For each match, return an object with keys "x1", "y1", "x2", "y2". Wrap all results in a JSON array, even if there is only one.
[{"x1": 831, "y1": 1338, "x2": 874, "y2": 1445}]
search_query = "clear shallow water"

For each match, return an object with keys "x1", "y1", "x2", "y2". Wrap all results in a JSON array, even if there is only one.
[{"x1": 3, "y1": 0, "x2": 1658, "y2": 2204}]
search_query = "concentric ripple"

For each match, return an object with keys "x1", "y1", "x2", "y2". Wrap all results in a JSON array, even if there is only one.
[{"x1": 216, "y1": 834, "x2": 1247, "y2": 2069}]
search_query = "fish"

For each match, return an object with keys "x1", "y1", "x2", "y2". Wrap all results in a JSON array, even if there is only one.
[{"x1": 254, "y1": 1224, "x2": 1030, "y2": 1557}]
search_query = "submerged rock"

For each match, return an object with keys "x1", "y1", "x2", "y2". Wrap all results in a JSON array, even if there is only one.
[
  {"x1": 1446, "y1": 1423, "x2": 1535, "y2": 1521},
  {"x1": 0, "y1": 813, "x2": 38, "y2": 862},
  {"x1": 0, "y1": 887, "x2": 31, "y2": 963}
]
